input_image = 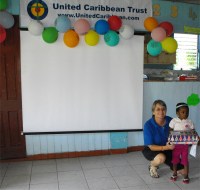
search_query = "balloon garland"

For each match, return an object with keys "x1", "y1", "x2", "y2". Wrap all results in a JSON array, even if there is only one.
[
  {"x1": 144, "y1": 17, "x2": 178, "y2": 56},
  {"x1": 0, "y1": 0, "x2": 178, "y2": 51},
  {"x1": 26, "y1": 14, "x2": 135, "y2": 48},
  {"x1": 0, "y1": 0, "x2": 15, "y2": 43}
]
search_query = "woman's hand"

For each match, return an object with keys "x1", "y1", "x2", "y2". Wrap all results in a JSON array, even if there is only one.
[{"x1": 165, "y1": 142, "x2": 175, "y2": 150}]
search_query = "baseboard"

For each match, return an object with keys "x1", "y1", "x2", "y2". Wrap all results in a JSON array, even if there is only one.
[{"x1": 0, "y1": 146, "x2": 144, "y2": 162}]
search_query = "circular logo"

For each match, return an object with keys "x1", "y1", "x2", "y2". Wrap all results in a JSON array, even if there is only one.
[{"x1": 27, "y1": 0, "x2": 48, "y2": 20}]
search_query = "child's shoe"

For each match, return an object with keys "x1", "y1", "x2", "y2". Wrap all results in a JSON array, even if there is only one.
[
  {"x1": 170, "y1": 174, "x2": 178, "y2": 181},
  {"x1": 182, "y1": 178, "x2": 189, "y2": 184}
]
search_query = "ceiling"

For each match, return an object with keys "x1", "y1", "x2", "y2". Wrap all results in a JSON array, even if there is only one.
[{"x1": 163, "y1": 0, "x2": 200, "y2": 5}]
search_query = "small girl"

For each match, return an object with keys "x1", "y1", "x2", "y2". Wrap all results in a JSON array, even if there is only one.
[{"x1": 169, "y1": 102, "x2": 194, "y2": 184}]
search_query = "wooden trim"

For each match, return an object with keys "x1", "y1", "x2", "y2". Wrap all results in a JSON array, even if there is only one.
[
  {"x1": 0, "y1": 146, "x2": 144, "y2": 162},
  {"x1": 127, "y1": 146, "x2": 144, "y2": 152}
]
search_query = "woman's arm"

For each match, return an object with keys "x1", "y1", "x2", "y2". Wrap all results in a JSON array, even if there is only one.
[{"x1": 148, "y1": 144, "x2": 174, "y2": 151}]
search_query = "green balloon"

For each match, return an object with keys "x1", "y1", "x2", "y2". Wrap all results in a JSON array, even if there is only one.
[
  {"x1": 0, "y1": 0, "x2": 8, "y2": 10},
  {"x1": 42, "y1": 27, "x2": 58, "y2": 43},
  {"x1": 104, "y1": 30, "x2": 119, "y2": 47},
  {"x1": 187, "y1": 93, "x2": 200, "y2": 106}
]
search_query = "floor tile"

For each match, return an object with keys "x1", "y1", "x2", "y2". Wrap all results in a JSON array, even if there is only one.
[
  {"x1": 87, "y1": 177, "x2": 118, "y2": 190},
  {"x1": 83, "y1": 168, "x2": 112, "y2": 180},
  {"x1": 31, "y1": 164, "x2": 57, "y2": 174},
  {"x1": 30, "y1": 182, "x2": 59, "y2": 190},
  {"x1": 30, "y1": 172, "x2": 57, "y2": 184},
  {"x1": 59, "y1": 179, "x2": 89, "y2": 190},
  {"x1": 108, "y1": 165, "x2": 137, "y2": 177},
  {"x1": 1, "y1": 175, "x2": 30, "y2": 187},
  {"x1": 57, "y1": 170, "x2": 85, "y2": 182},
  {"x1": 5, "y1": 166, "x2": 32, "y2": 177},
  {"x1": 148, "y1": 181, "x2": 182, "y2": 190},
  {"x1": 33, "y1": 159, "x2": 56, "y2": 166},
  {"x1": 113, "y1": 175, "x2": 146, "y2": 188}
]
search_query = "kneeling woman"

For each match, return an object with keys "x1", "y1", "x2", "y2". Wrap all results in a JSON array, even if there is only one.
[{"x1": 142, "y1": 100, "x2": 183, "y2": 178}]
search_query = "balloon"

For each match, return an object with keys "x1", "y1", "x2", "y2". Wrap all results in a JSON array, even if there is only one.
[
  {"x1": 119, "y1": 24, "x2": 134, "y2": 39},
  {"x1": 55, "y1": 15, "x2": 71, "y2": 33},
  {"x1": 63, "y1": 29, "x2": 79, "y2": 48},
  {"x1": 85, "y1": 30, "x2": 99, "y2": 46},
  {"x1": 0, "y1": 11, "x2": 14, "y2": 29},
  {"x1": 95, "y1": 20, "x2": 109, "y2": 35},
  {"x1": 159, "y1": 21, "x2": 173, "y2": 36},
  {"x1": 147, "y1": 39, "x2": 162, "y2": 56},
  {"x1": 151, "y1": 27, "x2": 166, "y2": 42},
  {"x1": 187, "y1": 93, "x2": 200, "y2": 106},
  {"x1": 0, "y1": 24, "x2": 6, "y2": 43},
  {"x1": 108, "y1": 15, "x2": 122, "y2": 31},
  {"x1": 104, "y1": 30, "x2": 119, "y2": 47},
  {"x1": 42, "y1": 27, "x2": 58, "y2": 43},
  {"x1": 144, "y1": 17, "x2": 158, "y2": 32},
  {"x1": 0, "y1": 0, "x2": 8, "y2": 10},
  {"x1": 161, "y1": 37, "x2": 178, "y2": 53},
  {"x1": 28, "y1": 20, "x2": 44, "y2": 36},
  {"x1": 73, "y1": 19, "x2": 90, "y2": 35}
]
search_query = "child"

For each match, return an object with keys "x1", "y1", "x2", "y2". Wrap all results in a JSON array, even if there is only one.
[{"x1": 169, "y1": 102, "x2": 194, "y2": 184}]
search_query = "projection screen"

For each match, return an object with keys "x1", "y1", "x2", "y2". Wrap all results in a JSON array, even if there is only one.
[{"x1": 20, "y1": 31, "x2": 144, "y2": 133}]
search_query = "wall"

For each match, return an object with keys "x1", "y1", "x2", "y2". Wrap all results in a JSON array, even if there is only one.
[
  {"x1": 25, "y1": 82, "x2": 200, "y2": 155},
  {"x1": 5, "y1": 0, "x2": 200, "y2": 156}
]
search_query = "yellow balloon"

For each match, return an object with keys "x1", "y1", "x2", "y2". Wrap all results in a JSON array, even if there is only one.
[
  {"x1": 85, "y1": 30, "x2": 99, "y2": 46},
  {"x1": 161, "y1": 37, "x2": 178, "y2": 53}
]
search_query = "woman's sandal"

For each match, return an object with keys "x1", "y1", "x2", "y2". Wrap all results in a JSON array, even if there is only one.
[
  {"x1": 170, "y1": 174, "x2": 178, "y2": 181},
  {"x1": 182, "y1": 178, "x2": 190, "y2": 184},
  {"x1": 149, "y1": 165, "x2": 159, "y2": 178}
]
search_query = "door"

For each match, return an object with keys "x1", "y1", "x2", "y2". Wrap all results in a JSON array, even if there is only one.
[{"x1": 0, "y1": 16, "x2": 26, "y2": 159}]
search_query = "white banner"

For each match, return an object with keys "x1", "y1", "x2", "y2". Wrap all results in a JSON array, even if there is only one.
[{"x1": 20, "y1": 0, "x2": 152, "y2": 30}]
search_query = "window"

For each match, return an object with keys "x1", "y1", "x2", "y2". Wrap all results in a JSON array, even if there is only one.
[{"x1": 174, "y1": 33, "x2": 198, "y2": 70}]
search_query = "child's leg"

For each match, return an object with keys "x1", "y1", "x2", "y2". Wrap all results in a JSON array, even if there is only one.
[
  {"x1": 181, "y1": 145, "x2": 189, "y2": 184},
  {"x1": 182, "y1": 165, "x2": 190, "y2": 184},
  {"x1": 173, "y1": 164, "x2": 177, "y2": 175},
  {"x1": 183, "y1": 165, "x2": 189, "y2": 179},
  {"x1": 170, "y1": 164, "x2": 178, "y2": 181}
]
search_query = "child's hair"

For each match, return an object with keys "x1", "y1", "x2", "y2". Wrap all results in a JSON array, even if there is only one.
[{"x1": 176, "y1": 102, "x2": 189, "y2": 113}]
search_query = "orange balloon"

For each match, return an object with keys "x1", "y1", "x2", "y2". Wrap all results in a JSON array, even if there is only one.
[
  {"x1": 63, "y1": 29, "x2": 79, "y2": 48},
  {"x1": 144, "y1": 17, "x2": 159, "y2": 32}
]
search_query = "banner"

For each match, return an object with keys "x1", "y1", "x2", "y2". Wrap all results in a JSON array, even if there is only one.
[{"x1": 20, "y1": 0, "x2": 152, "y2": 30}]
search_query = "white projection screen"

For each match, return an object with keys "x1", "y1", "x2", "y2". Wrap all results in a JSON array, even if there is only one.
[{"x1": 20, "y1": 31, "x2": 144, "y2": 133}]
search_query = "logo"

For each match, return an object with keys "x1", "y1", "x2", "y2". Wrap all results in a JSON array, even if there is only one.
[{"x1": 27, "y1": 0, "x2": 48, "y2": 20}]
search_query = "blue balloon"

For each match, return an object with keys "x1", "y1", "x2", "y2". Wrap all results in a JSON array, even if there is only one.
[
  {"x1": 55, "y1": 15, "x2": 71, "y2": 33},
  {"x1": 95, "y1": 20, "x2": 109, "y2": 35},
  {"x1": 147, "y1": 39, "x2": 162, "y2": 56},
  {"x1": 104, "y1": 30, "x2": 119, "y2": 47}
]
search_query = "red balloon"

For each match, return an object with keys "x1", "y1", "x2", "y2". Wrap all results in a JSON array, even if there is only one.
[
  {"x1": 0, "y1": 25, "x2": 6, "y2": 43},
  {"x1": 108, "y1": 15, "x2": 122, "y2": 31},
  {"x1": 159, "y1": 21, "x2": 173, "y2": 36}
]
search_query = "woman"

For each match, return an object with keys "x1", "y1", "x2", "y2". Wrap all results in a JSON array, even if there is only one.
[{"x1": 142, "y1": 100, "x2": 183, "y2": 178}]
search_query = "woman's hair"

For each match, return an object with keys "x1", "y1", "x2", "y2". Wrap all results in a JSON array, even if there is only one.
[
  {"x1": 152, "y1": 99, "x2": 167, "y2": 112},
  {"x1": 176, "y1": 102, "x2": 189, "y2": 113}
]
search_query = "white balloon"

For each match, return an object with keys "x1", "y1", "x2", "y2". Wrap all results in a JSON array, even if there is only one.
[
  {"x1": 28, "y1": 20, "x2": 44, "y2": 36},
  {"x1": 0, "y1": 11, "x2": 14, "y2": 29},
  {"x1": 119, "y1": 25, "x2": 134, "y2": 39}
]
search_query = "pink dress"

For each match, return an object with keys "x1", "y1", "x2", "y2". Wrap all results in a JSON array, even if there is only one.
[{"x1": 169, "y1": 118, "x2": 194, "y2": 166}]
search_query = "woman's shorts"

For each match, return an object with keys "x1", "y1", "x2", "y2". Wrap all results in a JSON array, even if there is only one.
[{"x1": 142, "y1": 146, "x2": 184, "y2": 170}]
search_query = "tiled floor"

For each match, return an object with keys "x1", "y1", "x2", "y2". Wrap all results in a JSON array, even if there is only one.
[{"x1": 0, "y1": 151, "x2": 200, "y2": 190}]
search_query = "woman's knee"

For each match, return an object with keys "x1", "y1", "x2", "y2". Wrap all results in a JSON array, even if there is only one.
[{"x1": 154, "y1": 153, "x2": 166, "y2": 164}]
